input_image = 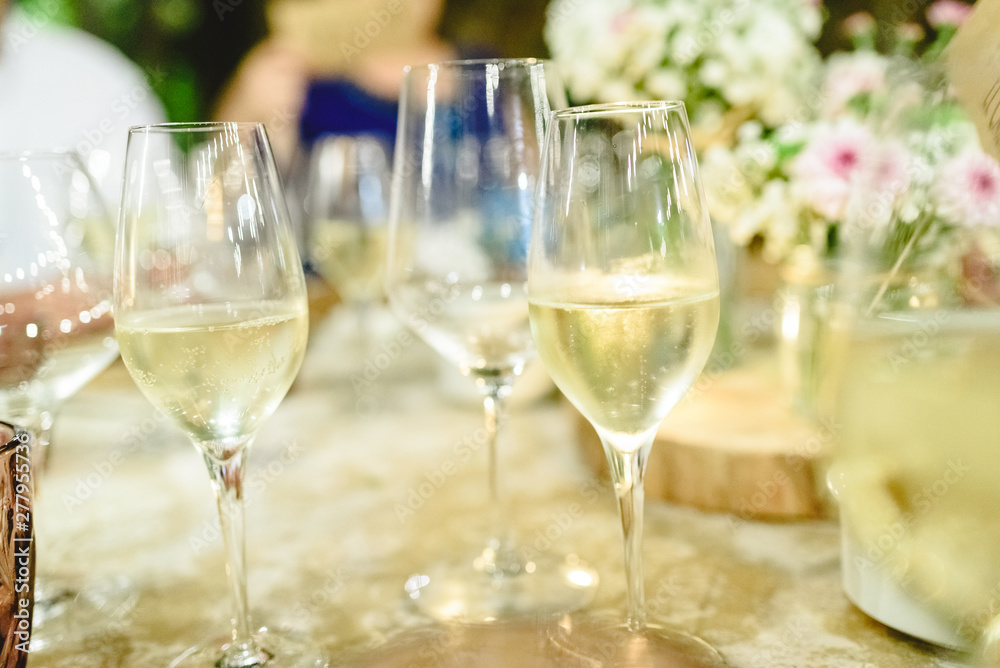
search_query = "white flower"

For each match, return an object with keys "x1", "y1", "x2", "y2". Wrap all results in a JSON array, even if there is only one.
[
  {"x1": 700, "y1": 60, "x2": 729, "y2": 88},
  {"x1": 599, "y1": 80, "x2": 641, "y2": 103},
  {"x1": 702, "y1": 145, "x2": 756, "y2": 229},
  {"x1": 670, "y1": 30, "x2": 700, "y2": 67},
  {"x1": 737, "y1": 121, "x2": 765, "y2": 143},
  {"x1": 798, "y1": 1, "x2": 824, "y2": 37},
  {"x1": 703, "y1": 139, "x2": 798, "y2": 252},
  {"x1": 755, "y1": 180, "x2": 804, "y2": 262},
  {"x1": 544, "y1": 0, "x2": 825, "y2": 138},
  {"x1": 645, "y1": 69, "x2": 687, "y2": 100},
  {"x1": 735, "y1": 137, "x2": 778, "y2": 176}
]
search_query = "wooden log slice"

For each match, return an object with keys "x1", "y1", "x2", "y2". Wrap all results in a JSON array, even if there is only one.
[{"x1": 575, "y1": 356, "x2": 831, "y2": 520}]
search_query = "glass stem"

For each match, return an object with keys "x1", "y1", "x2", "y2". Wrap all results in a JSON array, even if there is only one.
[
  {"x1": 14, "y1": 402, "x2": 61, "y2": 611},
  {"x1": 602, "y1": 433, "x2": 654, "y2": 632},
  {"x1": 6, "y1": 400, "x2": 56, "y2": 480},
  {"x1": 204, "y1": 444, "x2": 270, "y2": 667},
  {"x1": 32, "y1": 407, "x2": 55, "y2": 474},
  {"x1": 478, "y1": 374, "x2": 520, "y2": 576}
]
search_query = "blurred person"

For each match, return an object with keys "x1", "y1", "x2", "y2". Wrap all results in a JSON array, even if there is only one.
[
  {"x1": 212, "y1": 36, "x2": 315, "y2": 172},
  {"x1": 215, "y1": 0, "x2": 472, "y2": 253},
  {"x1": 277, "y1": 0, "x2": 458, "y2": 143},
  {"x1": 0, "y1": 0, "x2": 166, "y2": 207},
  {"x1": 214, "y1": 0, "x2": 474, "y2": 166}
]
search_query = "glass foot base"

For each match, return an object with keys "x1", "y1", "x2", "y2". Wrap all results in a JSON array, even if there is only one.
[
  {"x1": 549, "y1": 616, "x2": 728, "y2": 667},
  {"x1": 169, "y1": 627, "x2": 328, "y2": 668},
  {"x1": 404, "y1": 552, "x2": 598, "y2": 623},
  {"x1": 29, "y1": 574, "x2": 138, "y2": 651}
]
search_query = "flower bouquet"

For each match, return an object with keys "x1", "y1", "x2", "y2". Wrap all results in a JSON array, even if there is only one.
[
  {"x1": 699, "y1": 2, "x2": 1000, "y2": 408},
  {"x1": 544, "y1": 0, "x2": 824, "y2": 148},
  {"x1": 702, "y1": 2, "x2": 995, "y2": 267}
]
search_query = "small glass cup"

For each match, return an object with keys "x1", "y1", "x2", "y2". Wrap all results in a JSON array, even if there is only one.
[{"x1": 822, "y1": 59, "x2": 1000, "y2": 656}]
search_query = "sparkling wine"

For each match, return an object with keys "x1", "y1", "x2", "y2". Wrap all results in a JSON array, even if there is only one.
[
  {"x1": 311, "y1": 219, "x2": 388, "y2": 304},
  {"x1": 116, "y1": 302, "x2": 307, "y2": 444},
  {"x1": 391, "y1": 280, "x2": 534, "y2": 376},
  {"x1": 529, "y1": 280, "x2": 718, "y2": 440}
]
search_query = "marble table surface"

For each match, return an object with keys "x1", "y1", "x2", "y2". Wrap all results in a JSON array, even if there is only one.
[{"x1": 24, "y1": 307, "x2": 971, "y2": 667}]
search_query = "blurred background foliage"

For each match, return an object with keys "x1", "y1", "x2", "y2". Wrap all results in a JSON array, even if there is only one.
[
  {"x1": 12, "y1": 0, "x2": 940, "y2": 124},
  {"x1": 15, "y1": 0, "x2": 267, "y2": 122},
  {"x1": 12, "y1": 0, "x2": 550, "y2": 123}
]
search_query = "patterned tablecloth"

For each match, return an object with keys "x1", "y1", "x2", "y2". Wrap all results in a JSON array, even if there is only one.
[{"x1": 25, "y1": 307, "x2": 969, "y2": 667}]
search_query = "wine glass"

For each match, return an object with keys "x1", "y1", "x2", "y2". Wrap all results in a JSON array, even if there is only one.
[
  {"x1": 386, "y1": 59, "x2": 598, "y2": 622},
  {"x1": 305, "y1": 133, "x2": 392, "y2": 348},
  {"x1": 114, "y1": 122, "x2": 326, "y2": 668},
  {"x1": 0, "y1": 149, "x2": 127, "y2": 646},
  {"x1": 0, "y1": 150, "x2": 118, "y2": 468},
  {"x1": 527, "y1": 102, "x2": 726, "y2": 665}
]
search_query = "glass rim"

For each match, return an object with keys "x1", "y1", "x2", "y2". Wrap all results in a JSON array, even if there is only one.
[
  {"x1": 127, "y1": 121, "x2": 266, "y2": 134},
  {"x1": 404, "y1": 57, "x2": 547, "y2": 75},
  {"x1": 551, "y1": 101, "x2": 687, "y2": 119}
]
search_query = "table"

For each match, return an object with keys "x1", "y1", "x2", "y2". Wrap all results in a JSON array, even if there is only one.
[{"x1": 26, "y1": 306, "x2": 970, "y2": 667}]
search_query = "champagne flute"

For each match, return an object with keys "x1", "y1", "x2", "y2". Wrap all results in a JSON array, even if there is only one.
[
  {"x1": 386, "y1": 59, "x2": 598, "y2": 622},
  {"x1": 114, "y1": 122, "x2": 326, "y2": 668},
  {"x1": 527, "y1": 102, "x2": 726, "y2": 665},
  {"x1": 305, "y1": 133, "x2": 392, "y2": 347},
  {"x1": 0, "y1": 149, "x2": 127, "y2": 646}
]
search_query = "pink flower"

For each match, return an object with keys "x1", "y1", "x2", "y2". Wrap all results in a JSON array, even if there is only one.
[
  {"x1": 850, "y1": 141, "x2": 915, "y2": 229},
  {"x1": 843, "y1": 12, "x2": 876, "y2": 38},
  {"x1": 611, "y1": 9, "x2": 635, "y2": 34},
  {"x1": 895, "y1": 23, "x2": 926, "y2": 44},
  {"x1": 791, "y1": 123, "x2": 877, "y2": 221},
  {"x1": 822, "y1": 52, "x2": 887, "y2": 117},
  {"x1": 927, "y1": 0, "x2": 974, "y2": 28},
  {"x1": 871, "y1": 140, "x2": 913, "y2": 194},
  {"x1": 933, "y1": 151, "x2": 1000, "y2": 227}
]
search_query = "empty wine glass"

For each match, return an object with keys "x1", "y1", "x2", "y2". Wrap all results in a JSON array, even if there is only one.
[
  {"x1": 386, "y1": 59, "x2": 598, "y2": 622},
  {"x1": 305, "y1": 133, "x2": 392, "y2": 348},
  {"x1": 527, "y1": 102, "x2": 726, "y2": 665},
  {"x1": 114, "y1": 122, "x2": 326, "y2": 668},
  {"x1": 0, "y1": 149, "x2": 127, "y2": 648}
]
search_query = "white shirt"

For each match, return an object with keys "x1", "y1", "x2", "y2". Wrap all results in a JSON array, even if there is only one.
[{"x1": 0, "y1": 6, "x2": 166, "y2": 210}]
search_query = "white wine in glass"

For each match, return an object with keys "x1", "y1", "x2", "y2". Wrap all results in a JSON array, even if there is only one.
[
  {"x1": 306, "y1": 133, "x2": 392, "y2": 316},
  {"x1": 386, "y1": 59, "x2": 598, "y2": 623},
  {"x1": 115, "y1": 122, "x2": 326, "y2": 668},
  {"x1": 528, "y1": 102, "x2": 726, "y2": 666}
]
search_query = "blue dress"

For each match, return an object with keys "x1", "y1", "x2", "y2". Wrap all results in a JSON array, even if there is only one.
[{"x1": 299, "y1": 79, "x2": 398, "y2": 144}]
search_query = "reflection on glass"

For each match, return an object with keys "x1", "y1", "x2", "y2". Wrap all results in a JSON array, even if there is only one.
[
  {"x1": 115, "y1": 123, "x2": 326, "y2": 668},
  {"x1": 527, "y1": 102, "x2": 725, "y2": 666},
  {"x1": 386, "y1": 59, "x2": 598, "y2": 623}
]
